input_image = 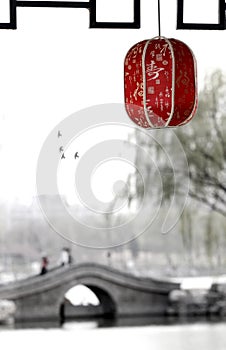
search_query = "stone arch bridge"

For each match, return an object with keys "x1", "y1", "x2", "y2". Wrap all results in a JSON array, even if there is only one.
[{"x1": 0, "y1": 263, "x2": 180, "y2": 322}]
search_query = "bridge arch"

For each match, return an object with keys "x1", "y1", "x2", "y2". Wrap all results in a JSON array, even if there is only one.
[{"x1": 58, "y1": 281, "x2": 117, "y2": 322}]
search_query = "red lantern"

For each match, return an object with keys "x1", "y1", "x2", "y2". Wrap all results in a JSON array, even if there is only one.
[{"x1": 124, "y1": 37, "x2": 198, "y2": 128}]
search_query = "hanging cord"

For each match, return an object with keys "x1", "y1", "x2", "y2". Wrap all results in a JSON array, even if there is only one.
[{"x1": 158, "y1": 0, "x2": 161, "y2": 37}]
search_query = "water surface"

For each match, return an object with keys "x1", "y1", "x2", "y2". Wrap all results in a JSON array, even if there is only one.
[{"x1": 1, "y1": 319, "x2": 226, "y2": 350}]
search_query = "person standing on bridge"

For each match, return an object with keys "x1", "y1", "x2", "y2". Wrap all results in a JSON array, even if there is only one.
[
  {"x1": 60, "y1": 247, "x2": 72, "y2": 267},
  {"x1": 40, "y1": 256, "x2": 49, "y2": 275},
  {"x1": 67, "y1": 248, "x2": 73, "y2": 265}
]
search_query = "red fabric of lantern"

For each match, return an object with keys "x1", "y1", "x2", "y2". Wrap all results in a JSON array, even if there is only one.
[{"x1": 124, "y1": 37, "x2": 198, "y2": 128}]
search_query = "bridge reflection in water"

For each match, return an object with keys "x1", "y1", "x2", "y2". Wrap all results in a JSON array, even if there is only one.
[{"x1": 0, "y1": 263, "x2": 179, "y2": 323}]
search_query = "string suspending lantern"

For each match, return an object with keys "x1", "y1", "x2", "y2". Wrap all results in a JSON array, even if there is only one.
[{"x1": 124, "y1": 2, "x2": 198, "y2": 129}]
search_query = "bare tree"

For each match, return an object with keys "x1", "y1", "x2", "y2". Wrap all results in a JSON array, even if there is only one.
[
  {"x1": 130, "y1": 70, "x2": 226, "y2": 217},
  {"x1": 175, "y1": 70, "x2": 226, "y2": 216}
]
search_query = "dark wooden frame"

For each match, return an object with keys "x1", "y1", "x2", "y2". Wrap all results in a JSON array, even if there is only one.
[
  {"x1": 0, "y1": 0, "x2": 141, "y2": 29},
  {"x1": 177, "y1": 0, "x2": 225, "y2": 30}
]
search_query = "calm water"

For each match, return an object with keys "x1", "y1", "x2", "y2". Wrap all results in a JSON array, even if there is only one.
[{"x1": 1, "y1": 319, "x2": 226, "y2": 350}]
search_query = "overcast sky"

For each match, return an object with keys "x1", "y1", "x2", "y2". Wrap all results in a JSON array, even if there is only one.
[{"x1": 0, "y1": 0, "x2": 225, "y2": 204}]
